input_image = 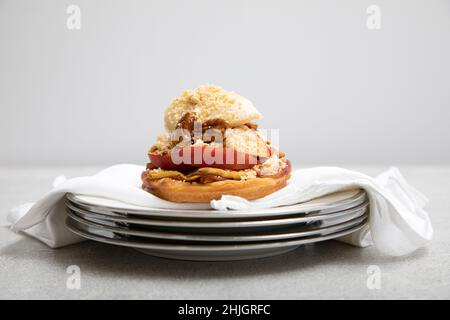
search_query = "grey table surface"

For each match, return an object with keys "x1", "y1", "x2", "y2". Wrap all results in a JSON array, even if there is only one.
[{"x1": 0, "y1": 165, "x2": 449, "y2": 300}]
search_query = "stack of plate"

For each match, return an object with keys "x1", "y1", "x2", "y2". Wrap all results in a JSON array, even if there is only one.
[{"x1": 65, "y1": 189, "x2": 369, "y2": 261}]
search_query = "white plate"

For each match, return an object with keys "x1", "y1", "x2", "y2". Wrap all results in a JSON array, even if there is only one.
[
  {"x1": 65, "y1": 218, "x2": 367, "y2": 261},
  {"x1": 66, "y1": 200, "x2": 369, "y2": 230},
  {"x1": 67, "y1": 209, "x2": 368, "y2": 243},
  {"x1": 66, "y1": 189, "x2": 366, "y2": 220}
]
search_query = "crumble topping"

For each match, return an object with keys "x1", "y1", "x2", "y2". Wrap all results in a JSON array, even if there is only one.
[
  {"x1": 149, "y1": 133, "x2": 173, "y2": 154},
  {"x1": 164, "y1": 85, "x2": 262, "y2": 132},
  {"x1": 255, "y1": 154, "x2": 287, "y2": 176},
  {"x1": 224, "y1": 126, "x2": 270, "y2": 158}
]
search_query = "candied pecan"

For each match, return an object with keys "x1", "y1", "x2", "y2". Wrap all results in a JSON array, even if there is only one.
[
  {"x1": 146, "y1": 162, "x2": 157, "y2": 170},
  {"x1": 176, "y1": 112, "x2": 197, "y2": 132},
  {"x1": 244, "y1": 123, "x2": 258, "y2": 130},
  {"x1": 202, "y1": 118, "x2": 229, "y2": 132}
]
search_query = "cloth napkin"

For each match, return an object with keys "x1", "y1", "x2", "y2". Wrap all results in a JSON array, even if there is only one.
[{"x1": 7, "y1": 164, "x2": 432, "y2": 256}]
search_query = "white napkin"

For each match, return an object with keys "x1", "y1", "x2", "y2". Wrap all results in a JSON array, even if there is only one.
[{"x1": 7, "y1": 164, "x2": 432, "y2": 256}]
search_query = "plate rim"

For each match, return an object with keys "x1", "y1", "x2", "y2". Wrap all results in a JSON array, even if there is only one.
[
  {"x1": 66, "y1": 189, "x2": 366, "y2": 219},
  {"x1": 65, "y1": 217, "x2": 368, "y2": 252},
  {"x1": 66, "y1": 210, "x2": 369, "y2": 242},
  {"x1": 66, "y1": 200, "x2": 369, "y2": 228}
]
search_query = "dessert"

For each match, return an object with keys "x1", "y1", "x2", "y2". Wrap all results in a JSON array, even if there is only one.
[{"x1": 142, "y1": 85, "x2": 291, "y2": 203}]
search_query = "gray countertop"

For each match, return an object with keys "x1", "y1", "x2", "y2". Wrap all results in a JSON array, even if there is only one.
[{"x1": 1, "y1": 166, "x2": 449, "y2": 300}]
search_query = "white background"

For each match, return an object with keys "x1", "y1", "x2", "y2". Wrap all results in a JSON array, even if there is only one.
[{"x1": 1, "y1": 0, "x2": 449, "y2": 166}]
